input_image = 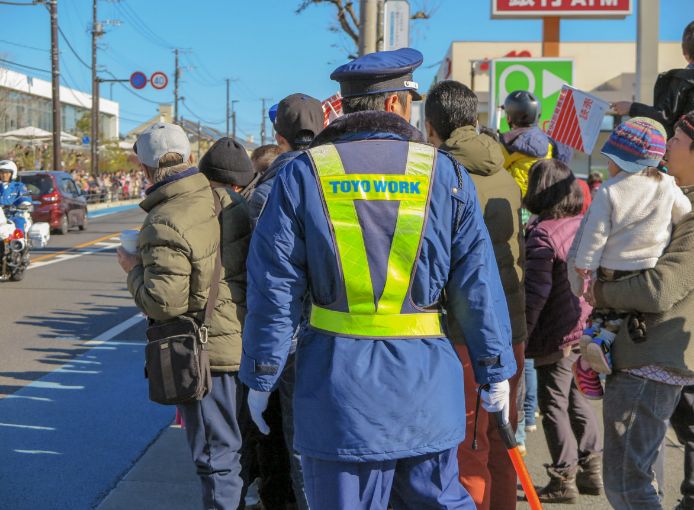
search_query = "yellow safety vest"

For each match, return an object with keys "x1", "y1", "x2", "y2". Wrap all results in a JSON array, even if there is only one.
[{"x1": 307, "y1": 142, "x2": 444, "y2": 338}]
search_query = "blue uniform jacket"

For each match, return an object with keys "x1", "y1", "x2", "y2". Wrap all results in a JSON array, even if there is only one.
[
  {"x1": 247, "y1": 151, "x2": 299, "y2": 228},
  {"x1": 0, "y1": 181, "x2": 28, "y2": 207},
  {"x1": 240, "y1": 111, "x2": 516, "y2": 462}
]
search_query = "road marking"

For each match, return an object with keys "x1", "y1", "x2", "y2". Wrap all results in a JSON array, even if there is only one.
[
  {"x1": 84, "y1": 313, "x2": 146, "y2": 346},
  {"x1": 0, "y1": 422, "x2": 55, "y2": 431},
  {"x1": 31, "y1": 231, "x2": 121, "y2": 263},
  {"x1": 14, "y1": 450, "x2": 62, "y2": 455},
  {"x1": 28, "y1": 225, "x2": 137, "y2": 270}
]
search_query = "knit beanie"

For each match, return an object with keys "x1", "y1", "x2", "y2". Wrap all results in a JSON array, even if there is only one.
[
  {"x1": 601, "y1": 117, "x2": 667, "y2": 174},
  {"x1": 199, "y1": 137, "x2": 255, "y2": 187}
]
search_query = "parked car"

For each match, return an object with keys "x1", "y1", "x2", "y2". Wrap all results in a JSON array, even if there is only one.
[{"x1": 18, "y1": 171, "x2": 88, "y2": 235}]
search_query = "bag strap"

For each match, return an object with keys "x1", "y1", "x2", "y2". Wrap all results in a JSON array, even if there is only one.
[{"x1": 203, "y1": 191, "x2": 223, "y2": 329}]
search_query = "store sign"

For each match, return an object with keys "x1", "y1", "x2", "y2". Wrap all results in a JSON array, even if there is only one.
[
  {"x1": 490, "y1": 58, "x2": 573, "y2": 131},
  {"x1": 383, "y1": 0, "x2": 410, "y2": 51},
  {"x1": 492, "y1": 0, "x2": 632, "y2": 18}
]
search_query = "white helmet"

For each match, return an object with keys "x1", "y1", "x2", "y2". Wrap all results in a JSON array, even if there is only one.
[{"x1": 0, "y1": 160, "x2": 18, "y2": 180}]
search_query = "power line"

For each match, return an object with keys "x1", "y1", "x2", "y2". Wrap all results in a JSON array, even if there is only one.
[
  {"x1": 0, "y1": 39, "x2": 48, "y2": 52},
  {"x1": 60, "y1": 58, "x2": 91, "y2": 104},
  {"x1": 0, "y1": 0, "x2": 39, "y2": 5},
  {"x1": 116, "y1": 0, "x2": 173, "y2": 49},
  {"x1": 181, "y1": 99, "x2": 224, "y2": 125},
  {"x1": 57, "y1": 23, "x2": 91, "y2": 69},
  {"x1": 0, "y1": 57, "x2": 50, "y2": 74}
]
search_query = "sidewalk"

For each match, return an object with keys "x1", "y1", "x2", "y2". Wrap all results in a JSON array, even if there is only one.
[
  {"x1": 95, "y1": 424, "x2": 202, "y2": 510},
  {"x1": 96, "y1": 408, "x2": 686, "y2": 510}
]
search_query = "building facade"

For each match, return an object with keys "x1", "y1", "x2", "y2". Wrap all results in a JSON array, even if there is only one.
[{"x1": 0, "y1": 67, "x2": 119, "y2": 140}]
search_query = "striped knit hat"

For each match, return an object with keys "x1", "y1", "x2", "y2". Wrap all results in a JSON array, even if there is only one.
[{"x1": 601, "y1": 117, "x2": 667, "y2": 174}]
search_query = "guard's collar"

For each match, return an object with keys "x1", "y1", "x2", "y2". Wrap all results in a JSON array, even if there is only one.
[{"x1": 311, "y1": 111, "x2": 425, "y2": 147}]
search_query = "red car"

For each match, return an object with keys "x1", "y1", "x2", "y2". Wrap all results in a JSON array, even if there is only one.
[{"x1": 18, "y1": 171, "x2": 88, "y2": 234}]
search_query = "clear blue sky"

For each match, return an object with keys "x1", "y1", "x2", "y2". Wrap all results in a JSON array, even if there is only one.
[{"x1": 0, "y1": 0, "x2": 689, "y2": 140}]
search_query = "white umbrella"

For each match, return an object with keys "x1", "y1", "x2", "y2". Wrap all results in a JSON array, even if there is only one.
[
  {"x1": 60, "y1": 131, "x2": 79, "y2": 142},
  {"x1": 0, "y1": 126, "x2": 52, "y2": 139}
]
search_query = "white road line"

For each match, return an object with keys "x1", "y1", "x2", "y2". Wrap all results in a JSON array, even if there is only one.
[
  {"x1": 29, "y1": 241, "x2": 120, "y2": 270},
  {"x1": 83, "y1": 313, "x2": 146, "y2": 346},
  {"x1": 14, "y1": 450, "x2": 62, "y2": 455},
  {"x1": 0, "y1": 422, "x2": 55, "y2": 431}
]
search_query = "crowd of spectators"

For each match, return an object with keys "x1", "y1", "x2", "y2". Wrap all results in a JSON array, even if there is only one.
[{"x1": 69, "y1": 169, "x2": 147, "y2": 203}]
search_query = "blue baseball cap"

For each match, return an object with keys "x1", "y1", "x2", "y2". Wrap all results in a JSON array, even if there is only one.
[
  {"x1": 330, "y1": 48, "x2": 423, "y2": 100},
  {"x1": 268, "y1": 103, "x2": 279, "y2": 124}
]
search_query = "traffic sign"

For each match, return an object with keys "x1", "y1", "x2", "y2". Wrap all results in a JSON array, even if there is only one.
[
  {"x1": 130, "y1": 71, "x2": 147, "y2": 90},
  {"x1": 150, "y1": 71, "x2": 168, "y2": 90},
  {"x1": 489, "y1": 58, "x2": 573, "y2": 132},
  {"x1": 383, "y1": 0, "x2": 410, "y2": 51},
  {"x1": 82, "y1": 136, "x2": 90, "y2": 145}
]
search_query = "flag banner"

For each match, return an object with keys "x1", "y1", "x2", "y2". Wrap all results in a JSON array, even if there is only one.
[
  {"x1": 547, "y1": 85, "x2": 609, "y2": 154},
  {"x1": 322, "y1": 93, "x2": 343, "y2": 127}
]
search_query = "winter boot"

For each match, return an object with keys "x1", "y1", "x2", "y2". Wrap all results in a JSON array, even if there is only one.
[
  {"x1": 538, "y1": 465, "x2": 579, "y2": 504},
  {"x1": 577, "y1": 454, "x2": 604, "y2": 495}
]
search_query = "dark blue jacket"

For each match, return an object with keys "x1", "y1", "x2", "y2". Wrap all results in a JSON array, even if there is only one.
[
  {"x1": 240, "y1": 112, "x2": 516, "y2": 462},
  {"x1": 247, "y1": 151, "x2": 299, "y2": 228}
]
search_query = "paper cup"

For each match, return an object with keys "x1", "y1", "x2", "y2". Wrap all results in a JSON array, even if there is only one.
[{"x1": 120, "y1": 229, "x2": 140, "y2": 254}]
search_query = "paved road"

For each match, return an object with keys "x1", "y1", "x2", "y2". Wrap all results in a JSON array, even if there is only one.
[{"x1": 0, "y1": 208, "x2": 173, "y2": 510}]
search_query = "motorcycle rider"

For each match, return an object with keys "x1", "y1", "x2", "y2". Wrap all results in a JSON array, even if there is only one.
[{"x1": 0, "y1": 160, "x2": 29, "y2": 207}]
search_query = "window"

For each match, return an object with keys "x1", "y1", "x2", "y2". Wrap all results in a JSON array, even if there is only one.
[{"x1": 19, "y1": 174, "x2": 54, "y2": 196}]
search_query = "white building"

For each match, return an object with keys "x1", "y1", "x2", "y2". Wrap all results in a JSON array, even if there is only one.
[{"x1": 0, "y1": 66, "x2": 119, "y2": 140}]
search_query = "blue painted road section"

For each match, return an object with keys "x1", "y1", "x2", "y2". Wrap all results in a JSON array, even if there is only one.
[
  {"x1": 0, "y1": 336, "x2": 173, "y2": 509},
  {"x1": 88, "y1": 203, "x2": 139, "y2": 219}
]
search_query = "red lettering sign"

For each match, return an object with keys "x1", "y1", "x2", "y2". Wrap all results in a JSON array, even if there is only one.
[{"x1": 492, "y1": 0, "x2": 631, "y2": 18}]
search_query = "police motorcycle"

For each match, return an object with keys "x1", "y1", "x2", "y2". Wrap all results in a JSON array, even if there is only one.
[
  {"x1": 0, "y1": 160, "x2": 50, "y2": 282},
  {"x1": 0, "y1": 195, "x2": 33, "y2": 281}
]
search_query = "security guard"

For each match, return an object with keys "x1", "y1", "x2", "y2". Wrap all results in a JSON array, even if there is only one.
[{"x1": 239, "y1": 48, "x2": 516, "y2": 510}]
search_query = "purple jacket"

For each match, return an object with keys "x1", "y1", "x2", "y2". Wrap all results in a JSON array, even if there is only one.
[{"x1": 524, "y1": 215, "x2": 592, "y2": 359}]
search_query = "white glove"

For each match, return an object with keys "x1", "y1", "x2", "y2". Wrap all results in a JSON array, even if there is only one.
[
  {"x1": 480, "y1": 380, "x2": 510, "y2": 425},
  {"x1": 247, "y1": 389, "x2": 271, "y2": 435}
]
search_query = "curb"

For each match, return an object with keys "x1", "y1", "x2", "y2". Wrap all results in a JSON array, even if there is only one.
[{"x1": 88, "y1": 199, "x2": 140, "y2": 218}]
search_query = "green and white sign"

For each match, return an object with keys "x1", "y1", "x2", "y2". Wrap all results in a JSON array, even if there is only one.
[{"x1": 490, "y1": 58, "x2": 573, "y2": 132}]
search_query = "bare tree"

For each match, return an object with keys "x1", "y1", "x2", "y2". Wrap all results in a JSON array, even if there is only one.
[{"x1": 296, "y1": 0, "x2": 435, "y2": 56}]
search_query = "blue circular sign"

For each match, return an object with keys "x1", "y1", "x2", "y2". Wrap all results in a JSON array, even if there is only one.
[{"x1": 130, "y1": 71, "x2": 147, "y2": 90}]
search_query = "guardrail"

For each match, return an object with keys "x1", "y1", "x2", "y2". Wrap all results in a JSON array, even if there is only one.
[{"x1": 83, "y1": 191, "x2": 143, "y2": 205}]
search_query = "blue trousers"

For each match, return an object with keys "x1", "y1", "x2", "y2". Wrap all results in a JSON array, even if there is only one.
[
  {"x1": 301, "y1": 447, "x2": 475, "y2": 510},
  {"x1": 177, "y1": 372, "x2": 244, "y2": 510},
  {"x1": 603, "y1": 372, "x2": 681, "y2": 510}
]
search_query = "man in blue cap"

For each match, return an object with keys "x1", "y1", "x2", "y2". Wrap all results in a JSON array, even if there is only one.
[{"x1": 240, "y1": 48, "x2": 516, "y2": 509}]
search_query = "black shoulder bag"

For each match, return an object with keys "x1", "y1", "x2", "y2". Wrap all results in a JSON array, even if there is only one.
[{"x1": 143, "y1": 194, "x2": 222, "y2": 405}]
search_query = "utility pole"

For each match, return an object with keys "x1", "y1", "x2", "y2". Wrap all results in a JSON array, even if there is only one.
[
  {"x1": 376, "y1": 0, "x2": 385, "y2": 51},
  {"x1": 636, "y1": 0, "x2": 659, "y2": 103},
  {"x1": 232, "y1": 100, "x2": 239, "y2": 142},
  {"x1": 173, "y1": 49, "x2": 180, "y2": 124},
  {"x1": 260, "y1": 98, "x2": 268, "y2": 145},
  {"x1": 359, "y1": 0, "x2": 378, "y2": 56},
  {"x1": 226, "y1": 78, "x2": 230, "y2": 138},
  {"x1": 91, "y1": 0, "x2": 102, "y2": 175},
  {"x1": 49, "y1": 0, "x2": 61, "y2": 171},
  {"x1": 197, "y1": 121, "x2": 202, "y2": 162}
]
